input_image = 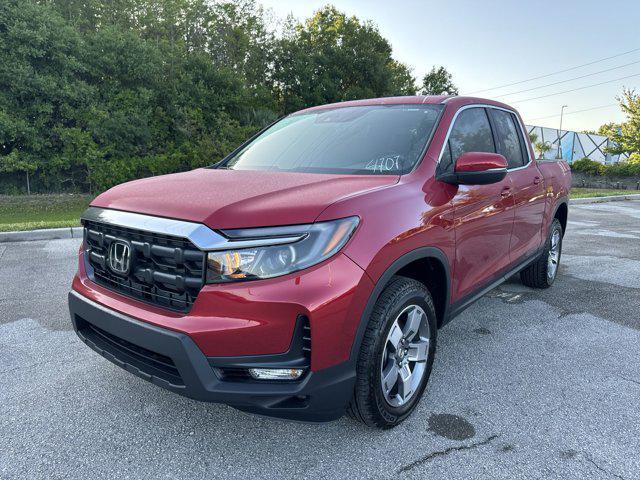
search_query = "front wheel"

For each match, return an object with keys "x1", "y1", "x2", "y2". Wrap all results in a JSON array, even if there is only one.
[
  {"x1": 520, "y1": 218, "x2": 563, "y2": 288},
  {"x1": 347, "y1": 276, "x2": 437, "y2": 428}
]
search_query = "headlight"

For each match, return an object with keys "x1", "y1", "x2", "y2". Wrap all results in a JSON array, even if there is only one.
[{"x1": 206, "y1": 216, "x2": 359, "y2": 283}]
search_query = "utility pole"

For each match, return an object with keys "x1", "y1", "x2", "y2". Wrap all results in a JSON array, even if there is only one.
[{"x1": 558, "y1": 105, "x2": 568, "y2": 159}]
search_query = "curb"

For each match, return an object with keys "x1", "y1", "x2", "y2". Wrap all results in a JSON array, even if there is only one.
[
  {"x1": 0, "y1": 226, "x2": 83, "y2": 243},
  {"x1": 571, "y1": 193, "x2": 640, "y2": 205}
]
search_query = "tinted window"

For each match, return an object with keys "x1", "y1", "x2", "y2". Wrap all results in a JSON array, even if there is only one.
[
  {"x1": 441, "y1": 142, "x2": 452, "y2": 170},
  {"x1": 221, "y1": 105, "x2": 443, "y2": 175},
  {"x1": 441, "y1": 108, "x2": 495, "y2": 172},
  {"x1": 490, "y1": 109, "x2": 525, "y2": 168}
]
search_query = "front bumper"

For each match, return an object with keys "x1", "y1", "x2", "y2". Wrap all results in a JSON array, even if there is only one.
[
  {"x1": 69, "y1": 291, "x2": 355, "y2": 422},
  {"x1": 73, "y1": 249, "x2": 374, "y2": 371}
]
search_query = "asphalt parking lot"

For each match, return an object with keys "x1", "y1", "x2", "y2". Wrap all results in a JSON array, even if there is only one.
[{"x1": 1, "y1": 200, "x2": 639, "y2": 479}]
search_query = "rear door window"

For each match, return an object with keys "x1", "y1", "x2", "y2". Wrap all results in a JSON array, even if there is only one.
[{"x1": 489, "y1": 109, "x2": 526, "y2": 169}]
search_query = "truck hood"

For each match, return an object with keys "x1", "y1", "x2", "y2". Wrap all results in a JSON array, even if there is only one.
[{"x1": 91, "y1": 168, "x2": 399, "y2": 229}]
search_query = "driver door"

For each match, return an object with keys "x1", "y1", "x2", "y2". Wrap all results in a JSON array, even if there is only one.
[{"x1": 439, "y1": 107, "x2": 516, "y2": 302}]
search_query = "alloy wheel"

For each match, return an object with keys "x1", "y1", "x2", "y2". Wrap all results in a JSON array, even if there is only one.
[
  {"x1": 380, "y1": 305, "x2": 431, "y2": 407},
  {"x1": 547, "y1": 228, "x2": 561, "y2": 280}
]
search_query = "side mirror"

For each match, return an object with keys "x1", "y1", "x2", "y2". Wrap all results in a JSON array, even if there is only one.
[{"x1": 438, "y1": 152, "x2": 508, "y2": 185}]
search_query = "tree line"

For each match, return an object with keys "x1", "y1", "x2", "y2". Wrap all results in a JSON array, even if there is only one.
[{"x1": 0, "y1": 0, "x2": 458, "y2": 194}]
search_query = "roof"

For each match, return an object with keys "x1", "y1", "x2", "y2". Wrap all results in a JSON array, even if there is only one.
[{"x1": 297, "y1": 95, "x2": 519, "y2": 114}]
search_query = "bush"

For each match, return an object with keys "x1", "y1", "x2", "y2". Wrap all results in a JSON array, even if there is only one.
[
  {"x1": 571, "y1": 155, "x2": 640, "y2": 177},
  {"x1": 603, "y1": 160, "x2": 640, "y2": 177},
  {"x1": 570, "y1": 158, "x2": 603, "y2": 175}
]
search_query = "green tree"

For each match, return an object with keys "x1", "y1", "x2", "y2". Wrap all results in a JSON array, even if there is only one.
[
  {"x1": 0, "y1": 0, "x2": 94, "y2": 193},
  {"x1": 78, "y1": 24, "x2": 252, "y2": 190},
  {"x1": 387, "y1": 60, "x2": 418, "y2": 96},
  {"x1": 207, "y1": 0, "x2": 279, "y2": 123},
  {"x1": 273, "y1": 6, "x2": 416, "y2": 113},
  {"x1": 596, "y1": 122, "x2": 621, "y2": 138},
  {"x1": 1, "y1": 0, "x2": 264, "y2": 192},
  {"x1": 421, "y1": 66, "x2": 458, "y2": 95},
  {"x1": 0, "y1": 151, "x2": 37, "y2": 194},
  {"x1": 534, "y1": 141, "x2": 552, "y2": 159},
  {"x1": 607, "y1": 89, "x2": 640, "y2": 155}
]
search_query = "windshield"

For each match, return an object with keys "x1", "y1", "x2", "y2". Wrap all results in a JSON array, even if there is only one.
[{"x1": 219, "y1": 104, "x2": 443, "y2": 175}]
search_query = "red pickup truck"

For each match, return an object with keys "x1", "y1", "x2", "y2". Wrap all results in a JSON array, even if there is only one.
[{"x1": 69, "y1": 96, "x2": 571, "y2": 428}]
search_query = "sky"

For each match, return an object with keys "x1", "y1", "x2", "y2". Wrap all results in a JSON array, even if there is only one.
[{"x1": 258, "y1": 0, "x2": 640, "y2": 132}]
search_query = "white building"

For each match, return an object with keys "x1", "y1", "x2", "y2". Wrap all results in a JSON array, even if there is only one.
[{"x1": 525, "y1": 125, "x2": 629, "y2": 165}]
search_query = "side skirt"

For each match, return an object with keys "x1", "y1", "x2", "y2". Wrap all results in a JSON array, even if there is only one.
[{"x1": 444, "y1": 247, "x2": 544, "y2": 325}]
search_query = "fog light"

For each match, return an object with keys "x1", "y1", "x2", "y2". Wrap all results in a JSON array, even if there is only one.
[{"x1": 248, "y1": 368, "x2": 305, "y2": 380}]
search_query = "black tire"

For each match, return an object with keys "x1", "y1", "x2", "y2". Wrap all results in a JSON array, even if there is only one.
[
  {"x1": 347, "y1": 276, "x2": 437, "y2": 428},
  {"x1": 520, "y1": 218, "x2": 563, "y2": 289}
]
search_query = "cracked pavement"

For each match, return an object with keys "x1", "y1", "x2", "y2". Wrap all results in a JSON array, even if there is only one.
[{"x1": 1, "y1": 200, "x2": 639, "y2": 479}]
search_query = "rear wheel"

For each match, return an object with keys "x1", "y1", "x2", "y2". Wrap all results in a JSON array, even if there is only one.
[
  {"x1": 347, "y1": 276, "x2": 437, "y2": 428},
  {"x1": 520, "y1": 218, "x2": 563, "y2": 288}
]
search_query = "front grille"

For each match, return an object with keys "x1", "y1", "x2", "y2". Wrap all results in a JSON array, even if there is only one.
[
  {"x1": 83, "y1": 220, "x2": 206, "y2": 312},
  {"x1": 76, "y1": 315, "x2": 183, "y2": 386}
]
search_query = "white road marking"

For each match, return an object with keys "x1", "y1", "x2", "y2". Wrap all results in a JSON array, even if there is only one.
[
  {"x1": 567, "y1": 220, "x2": 599, "y2": 228},
  {"x1": 573, "y1": 229, "x2": 639, "y2": 239}
]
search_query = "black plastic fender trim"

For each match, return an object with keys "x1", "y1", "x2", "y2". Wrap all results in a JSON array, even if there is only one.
[{"x1": 348, "y1": 246, "x2": 451, "y2": 362}]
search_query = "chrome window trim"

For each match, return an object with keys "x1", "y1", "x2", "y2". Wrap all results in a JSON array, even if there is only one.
[
  {"x1": 81, "y1": 207, "x2": 305, "y2": 251},
  {"x1": 436, "y1": 103, "x2": 533, "y2": 172}
]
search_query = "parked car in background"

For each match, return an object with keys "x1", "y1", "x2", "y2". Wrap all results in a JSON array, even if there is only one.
[{"x1": 69, "y1": 95, "x2": 571, "y2": 428}]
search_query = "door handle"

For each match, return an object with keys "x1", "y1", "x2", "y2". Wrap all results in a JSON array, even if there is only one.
[
  {"x1": 533, "y1": 176, "x2": 541, "y2": 185},
  {"x1": 500, "y1": 186, "x2": 511, "y2": 197}
]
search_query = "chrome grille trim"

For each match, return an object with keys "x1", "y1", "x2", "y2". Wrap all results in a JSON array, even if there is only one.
[{"x1": 81, "y1": 207, "x2": 306, "y2": 251}]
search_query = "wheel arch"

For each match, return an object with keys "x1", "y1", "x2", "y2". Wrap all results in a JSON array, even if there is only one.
[
  {"x1": 349, "y1": 247, "x2": 451, "y2": 362},
  {"x1": 553, "y1": 199, "x2": 568, "y2": 236}
]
